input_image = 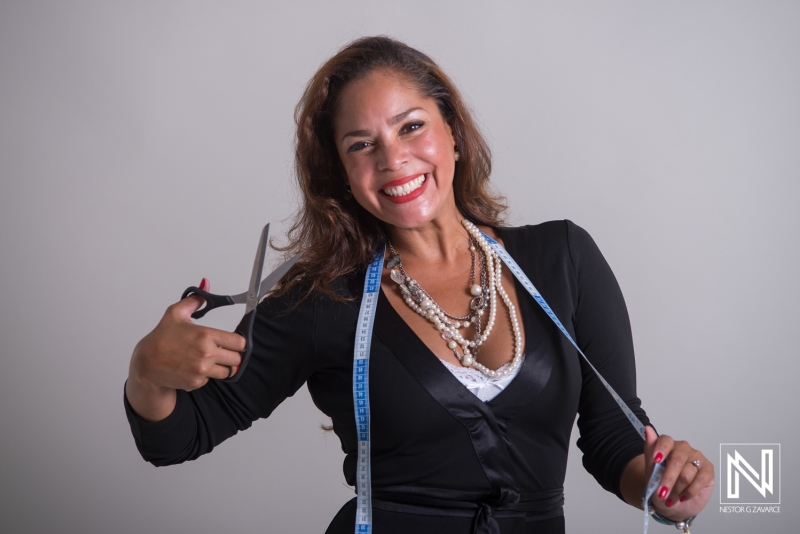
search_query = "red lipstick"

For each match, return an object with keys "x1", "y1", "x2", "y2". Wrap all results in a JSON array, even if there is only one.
[
  {"x1": 379, "y1": 173, "x2": 428, "y2": 204},
  {"x1": 381, "y1": 173, "x2": 425, "y2": 189}
]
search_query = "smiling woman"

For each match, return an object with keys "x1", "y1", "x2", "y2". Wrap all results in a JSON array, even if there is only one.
[
  {"x1": 124, "y1": 36, "x2": 715, "y2": 534},
  {"x1": 336, "y1": 70, "x2": 458, "y2": 227},
  {"x1": 278, "y1": 36, "x2": 505, "y2": 304}
]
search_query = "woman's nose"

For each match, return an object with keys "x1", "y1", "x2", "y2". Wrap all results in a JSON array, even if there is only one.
[{"x1": 377, "y1": 140, "x2": 408, "y2": 171}]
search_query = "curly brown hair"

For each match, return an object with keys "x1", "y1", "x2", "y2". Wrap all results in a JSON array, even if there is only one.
[{"x1": 274, "y1": 35, "x2": 507, "y2": 302}]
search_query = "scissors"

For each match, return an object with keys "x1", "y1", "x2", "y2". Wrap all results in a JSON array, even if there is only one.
[{"x1": 180, "y1": 223, "x2": 301, "y2": 382}]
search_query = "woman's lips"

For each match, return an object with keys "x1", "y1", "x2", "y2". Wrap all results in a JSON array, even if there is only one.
[{"x1": 379, "y1": 173, "x2": 428, "y2": 203}]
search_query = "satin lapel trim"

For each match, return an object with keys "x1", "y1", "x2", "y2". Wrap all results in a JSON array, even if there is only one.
[
  {"x1": 372, "y1": 288, "x2": 488, "y2": 415},
  {"x1": 484, "y1": 227, "x2": 555, "y2": 419},
  {"x1": 484, "y1": 280, "x2": 554, "y2": 420}
]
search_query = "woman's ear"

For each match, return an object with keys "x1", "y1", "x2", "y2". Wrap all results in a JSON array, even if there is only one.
[{"x1": 445, "y1": 121, "x2": 456, "y2": 146}]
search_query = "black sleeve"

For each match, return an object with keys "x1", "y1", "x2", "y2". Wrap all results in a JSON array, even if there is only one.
[
  {"x1": 566, "y1": 220, "x2": 653, "y2": 501},
  {"x1": 124, "y1": 288, "x2": 317, "y2": 466}
]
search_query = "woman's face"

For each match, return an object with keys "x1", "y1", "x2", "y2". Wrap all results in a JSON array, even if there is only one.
[{"x1": 334, "y1": 69, "x2": 458, "y2": 230}]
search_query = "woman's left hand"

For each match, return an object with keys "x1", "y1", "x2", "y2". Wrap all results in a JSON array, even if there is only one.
[{"x1": 643, "y1": 425, "x2": 715, "y2": 522}]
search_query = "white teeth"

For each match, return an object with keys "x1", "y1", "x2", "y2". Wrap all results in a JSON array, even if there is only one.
[{"x1": 381, "y1": 174, "x2": 427, "y2": 197}]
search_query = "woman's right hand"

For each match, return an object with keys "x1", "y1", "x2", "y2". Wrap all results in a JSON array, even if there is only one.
[{"x1": 125, "y1": 279, "x2": 246, "y2": 422}]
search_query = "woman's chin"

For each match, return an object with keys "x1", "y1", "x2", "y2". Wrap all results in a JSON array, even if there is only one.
[{"x1": 379, "y1": 200, "x2": 459, "y2": 230}]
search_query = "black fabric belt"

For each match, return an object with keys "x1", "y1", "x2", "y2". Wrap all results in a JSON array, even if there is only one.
[{"x1": 372, "y1": 485, "x2": 565, "y2": 534}]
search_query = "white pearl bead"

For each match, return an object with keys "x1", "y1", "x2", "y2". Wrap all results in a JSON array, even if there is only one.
[
  {"x1": 470, "y1": 284, "x2": 482, "y2": 296},
  {"x1": 448, "y1": 340, "x2": 457, "y2": 350}
]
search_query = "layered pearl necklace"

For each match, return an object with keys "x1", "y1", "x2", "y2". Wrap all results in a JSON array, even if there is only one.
[{"x1": 386, "y1": 219, "x2": 524, "y2": 378}]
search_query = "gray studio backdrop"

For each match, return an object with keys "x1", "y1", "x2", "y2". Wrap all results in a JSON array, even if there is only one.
[{"x1": 1, "y1": 1, "x2": 798, "y2": 533}]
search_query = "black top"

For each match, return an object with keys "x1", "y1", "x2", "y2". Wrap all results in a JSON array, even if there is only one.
[{"x1": 124, "y1": 220, "x2": 652, "y2": 534}]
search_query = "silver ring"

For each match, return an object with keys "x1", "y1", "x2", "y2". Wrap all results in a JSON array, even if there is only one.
[{"x1": 691, "y1": 459, "x2": 701, "y2": 469}]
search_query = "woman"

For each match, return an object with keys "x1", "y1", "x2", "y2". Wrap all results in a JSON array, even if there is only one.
[{"x1": 125, "y1": 36, "x2": 714, "y2": 533}]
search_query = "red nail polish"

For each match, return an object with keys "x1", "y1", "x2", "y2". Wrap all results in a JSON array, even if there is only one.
[
  {"x1": 658, "y1": 486, "x2": 669, "y2": 499},
  {"x1": 665, "y1": 499, "x2": 674, "y2": 507},
  {"x1": 200, "y1": 278, "x2": 209, "y2": 290},
  {"x1": 235, "y1": 366, "x2": 240, "y2": 372},
  {"x1": 679, "y1": 495, "x2": 686, "y2": 502},
  {"x1": 654, "y1": 452, "x2": 663, "y2": 464}
]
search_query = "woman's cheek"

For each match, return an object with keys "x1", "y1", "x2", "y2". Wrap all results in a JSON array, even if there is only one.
[{"x1": 415, "y1": 132, "x2": 439, "y2": 156}]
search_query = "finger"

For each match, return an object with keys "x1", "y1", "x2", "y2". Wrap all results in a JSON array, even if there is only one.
[
  {"x1": 182, "y1": 344, "x2": 241, "y2": 385},
  {"x1": 656, "y1": 443, "x2": 689, "y2": 504},
  {"x1": 207, "y1": 363, "x2": 239, "y2": 381},
  {"x1": 207, "y1": 329, "x2": 247, "y2": 353},
  {"x1": 649, "y1": 434, "x2": 675, "y2": 501},
  {"x1": 186, "y1": 323, "x2": 247, "y2": 354},
  {"x1": 653, "y1": 432, "x2": 674, "y2": 465},
  {"x1": 667, "y1": 461, "x2": 698, "y2": 503},
  {"x1": 211, "y1": 345, "x2": 243, "y2": 368},
  {"x1": 187, "y1": 331, "x2": 243, "y2": 367},
  {"x1": 679, "y1": 458, "x2": 715, "y2": 501}
]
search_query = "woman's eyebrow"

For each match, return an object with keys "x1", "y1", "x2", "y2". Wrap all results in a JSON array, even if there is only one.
[
  {"x1": 390, "y1": 107, "x2": 423, "y2": 126},
  {"x1": 340, "y1": 107, "x2": 424, "y2": 142}
]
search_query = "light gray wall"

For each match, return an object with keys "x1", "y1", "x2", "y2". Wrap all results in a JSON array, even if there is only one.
[{"x1": 1, "y1": 1, "x2": 798, "y2": 532}]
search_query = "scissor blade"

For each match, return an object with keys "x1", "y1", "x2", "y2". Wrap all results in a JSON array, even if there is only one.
[
  {"x1": 244, "y1": 224, "x2": 270, "y2": 314},
  {"x1": 257, "y1": 253, "x2": 301, "y2": 300},
  {"x1": 229, "y1": 253, "x2": 301, "y2": 304}
]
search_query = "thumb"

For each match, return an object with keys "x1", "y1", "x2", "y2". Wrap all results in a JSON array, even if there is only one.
[
  {"x1": 645, "y1": 425, "x2": 658, "y2": 448},
  {"x1": 173, "y1": 278, "x2": 210, "y2": 319},
  {"x1": 643, "y1": 425, "x2": 659, "y2": 473}
]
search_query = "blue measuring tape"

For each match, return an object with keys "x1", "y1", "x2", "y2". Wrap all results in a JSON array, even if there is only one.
[
  {"x1": 351, "y1": 233, "x2": 669, "y2": 534},
  {"x1": 352, "y1": 248, "x2": 385, "y2": 534}
]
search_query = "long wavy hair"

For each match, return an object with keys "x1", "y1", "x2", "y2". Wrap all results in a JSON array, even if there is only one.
[{"x1": 274, "y1": 36, "x2": 507, "y2": 302}]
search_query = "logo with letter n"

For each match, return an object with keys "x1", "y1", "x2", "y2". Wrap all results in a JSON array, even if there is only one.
[{"x1": 720, "y1": 443, "x2": 780, "y2": 505}]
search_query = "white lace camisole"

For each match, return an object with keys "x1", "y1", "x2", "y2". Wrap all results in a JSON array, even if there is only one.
[{"x1": 439, "y1": 357, "x2": 524, "y2": 402}]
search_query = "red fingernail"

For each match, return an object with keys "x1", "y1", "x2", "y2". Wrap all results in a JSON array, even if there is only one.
[
  {"x1": 658, "y1": 486, "x2": 669, "y2": 499},
  {"x1": 654, "y1": 452, "x2": 663, "y2": 464},
  {"x1": 235, "y1": 366, "x2": 240, "y2": 372},
  {"x1": 665, "y1": 499, "x2": 674, "y2": 507},
  {"x1": 199, "y1": 278, "x2": 209, "y2": 290},
  {"x1": 679, "y1": 495, "x2": 686, "y2": 502}
]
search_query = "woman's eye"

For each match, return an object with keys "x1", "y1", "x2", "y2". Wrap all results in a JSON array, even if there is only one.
[
  {"x1": 401, "y1": 121, "x2": 424, "y2": 134},
  {"x1": 347, "y1": 141, "x2": 371, "y2": 153}
]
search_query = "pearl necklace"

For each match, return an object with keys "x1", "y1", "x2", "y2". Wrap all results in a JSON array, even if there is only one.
[
  {"x1": 387, "y1": 220, "x2": 524, "y2": 378},
  {"x1": 388, "y1": 236, "x2": 488, "y2": 332}
]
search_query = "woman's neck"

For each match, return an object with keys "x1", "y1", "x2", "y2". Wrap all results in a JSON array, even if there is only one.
[{"x1": 384, "y1": 211, "x2": 471, "y2": 266}]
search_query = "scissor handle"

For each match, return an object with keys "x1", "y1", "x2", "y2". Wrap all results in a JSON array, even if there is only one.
[
  {"x1": 223, "y1": 308, "x2": 256, "y2": 383},
  {"x1": 181, "y1": 287, "x2": 236, "y2": 319}
]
